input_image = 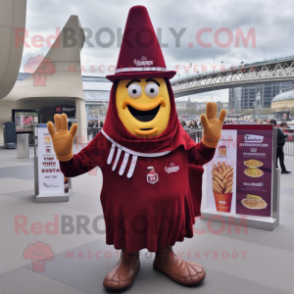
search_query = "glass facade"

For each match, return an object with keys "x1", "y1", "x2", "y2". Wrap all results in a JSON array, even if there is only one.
[{"x1": 229, "y1": 82, "x2": 294, "y2": 112}]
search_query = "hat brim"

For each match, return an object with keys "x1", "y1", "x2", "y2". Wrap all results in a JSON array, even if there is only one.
[{"x1": 106, "y1": 70, "x2": 177, "y2": 82}]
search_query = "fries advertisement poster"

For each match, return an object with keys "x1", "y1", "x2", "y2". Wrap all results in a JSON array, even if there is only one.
[{"x1": 206, "y1": 125, "x2": 273, "y2": 217}]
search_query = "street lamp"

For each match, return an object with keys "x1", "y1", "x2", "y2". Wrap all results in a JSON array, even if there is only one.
[{"x1": 263, "y1": 47, "x2": 265, "y2": 60}]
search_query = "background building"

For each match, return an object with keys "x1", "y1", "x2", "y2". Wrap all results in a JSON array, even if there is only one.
[
  {"x1": 176, "y1": 98, "x2": 228, "y2": 115},
  {"x1": 0, "y1": 72, "x2": 111, "y2": 145},
  {"x1": 0, "y1": 15, "x2": 88, "y2": 143},
  {"x1": 12, "y1": 73, "x2": 111, "y2": 123},
  {"x1": 80, "y1": 76, "x2": 111, "y2": 122},
  {"x1": 0, "y1": 0, "x2": 26, "y2": 99},
  {"x1": 271, "y1": 89, "x2": 294, "y2": 121},
  {"x1": 175, "y1": 100, "x2": 188, "y2": 110},
  {"x1": 229, "y1": 82, "x2": 294, "y2": 113}
]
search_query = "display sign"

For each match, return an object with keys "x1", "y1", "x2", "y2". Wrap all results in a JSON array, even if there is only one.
[
  {"x1": 12, "y1": 109, "x2": 39, "y2": 133},
  {"x1": 55, "y1": 106, "x2": 75, "y2": 117},
  {"x1": 37, "y1": 128, "x2": 69, "y2": 194},
  {"x1": 207, "y1": 125, "x2": 273, "y2": 217}
]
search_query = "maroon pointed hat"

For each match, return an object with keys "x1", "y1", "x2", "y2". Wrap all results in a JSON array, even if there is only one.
[{"x1": 106, "y1": 6, "x2": 176, "y2": 82}]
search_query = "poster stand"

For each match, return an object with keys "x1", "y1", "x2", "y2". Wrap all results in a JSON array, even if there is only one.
[
  {"x1": 202, "y1": 125, "x2": 280, "y2": 231},
  {"x1": 33, "y1": 124, "x2": 72, "y2": 203}
]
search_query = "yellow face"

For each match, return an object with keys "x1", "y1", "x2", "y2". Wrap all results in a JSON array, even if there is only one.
[{"x1": 116, "y1": 77, "x2": 171, "y2": 137}]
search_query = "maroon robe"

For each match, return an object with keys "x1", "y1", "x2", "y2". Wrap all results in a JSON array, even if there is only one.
[{"x1": 60, "y1": 131, "x2": 214, "y2": 252}]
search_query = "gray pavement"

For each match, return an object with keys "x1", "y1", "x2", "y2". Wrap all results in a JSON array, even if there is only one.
[{"x1": 0, "y1": 146, "x2": 293, "y2": 294}]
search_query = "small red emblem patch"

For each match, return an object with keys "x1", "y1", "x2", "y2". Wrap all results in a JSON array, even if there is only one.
[{"x1": 147, "y1": 167, "x2": 159, "y2": 184}]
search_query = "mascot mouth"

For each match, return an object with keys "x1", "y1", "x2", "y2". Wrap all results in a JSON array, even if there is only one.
[
  {"x1": 122, "y1": 97, "x2": 166, "y2": 122},
  {"x1": 121, "y1": 97, "x2": 166, "y2": 136},
  {"x1": 127, "y1": 104, "x2": 160, "y2": 122}
]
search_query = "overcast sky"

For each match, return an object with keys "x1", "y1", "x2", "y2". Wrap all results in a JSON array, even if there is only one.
[{"x1": 21, "y1": 0, "x2": 294, "y2": 102}]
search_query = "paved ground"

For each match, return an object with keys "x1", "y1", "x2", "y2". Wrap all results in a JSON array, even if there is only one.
[{"x1": 0, "y1": 146, "x2": 293, "y2": 294}]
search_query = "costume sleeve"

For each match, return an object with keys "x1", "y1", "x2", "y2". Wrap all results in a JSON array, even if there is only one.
[
  {"x1": 59, "y1": 134, "x2": 101, "y2": 177},
  {"x1": 188, "y1": 142, "x2": 215, "y2": 166}
]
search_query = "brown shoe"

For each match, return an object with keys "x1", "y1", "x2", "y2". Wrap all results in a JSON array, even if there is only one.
[
  {"x1": 103, "y1": 251, "x2": 140, "y2": 290},
  {"x1": 153, "y1": 247, "x2": 206, "y2": 286}
]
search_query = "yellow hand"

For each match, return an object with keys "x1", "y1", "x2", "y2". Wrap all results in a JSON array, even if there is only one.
[
  {"x1": 201, "y1": 102, "x2": 226, "y2": 148},
  {"x1": 47, "y1": 113, "x2": 78, "y2": 162}
]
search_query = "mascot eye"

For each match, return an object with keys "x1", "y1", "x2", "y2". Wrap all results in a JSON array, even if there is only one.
[
  {"x1": 145, "y1": 82, "x2": 159, "y2": 98},
  {"x1": 127, "y1": 83, "x2": 142, "y2": 98}
]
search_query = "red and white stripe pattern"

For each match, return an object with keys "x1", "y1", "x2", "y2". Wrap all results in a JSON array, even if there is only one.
[{"x1": 102, "y1": 129, "x2": 170, "y2": 179}]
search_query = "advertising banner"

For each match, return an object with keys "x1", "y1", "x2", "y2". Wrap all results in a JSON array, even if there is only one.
[
  {"x1": 14, "y1": 110, "x2": 39, "y2": 133},
  {"x1": 207, "y1": 125, "x2": 273, "y2": 217},
  {"x1": 236, "y1": 128, "x2": 272, "y2": 217},
  {"x1": 207, "y1": 130, "x2": 237, "y2": 214},
  {"x1": 37, "y1": 128, "x2": 69, "y2": 195}
]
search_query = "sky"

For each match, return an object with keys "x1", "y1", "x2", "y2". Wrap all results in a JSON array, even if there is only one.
[{"x1": 21, "y1": 0, "x2": 294, "y2": 102}]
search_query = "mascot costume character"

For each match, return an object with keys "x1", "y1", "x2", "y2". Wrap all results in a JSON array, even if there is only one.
[{"x1": 47, "y1": 5, "x2": 226, "y2": 291}]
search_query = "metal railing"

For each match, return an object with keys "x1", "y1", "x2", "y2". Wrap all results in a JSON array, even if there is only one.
[
  {"x1": 184, "y1": 129, "x2": 203, "y2": 143},
  {"x1": 86, "y1": 127, "x2": 203, "y2": 143},
  {"x1": 87, "y1": 127, "x2": 102, "y2": 140},
  {"x1": 284, "y1": 134, "x2": 294, "y2": 157},
  {"x1": 85, "y1": 127, "x2": 294, "y2": 157}
]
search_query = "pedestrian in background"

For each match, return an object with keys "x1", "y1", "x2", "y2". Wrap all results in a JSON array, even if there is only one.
[
  {"x1": 269, "y1": 119, "x2": 291, "y2": 174},
  {"x1": 194, "y1": 120, "x2": 199, "y2": 128}
]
